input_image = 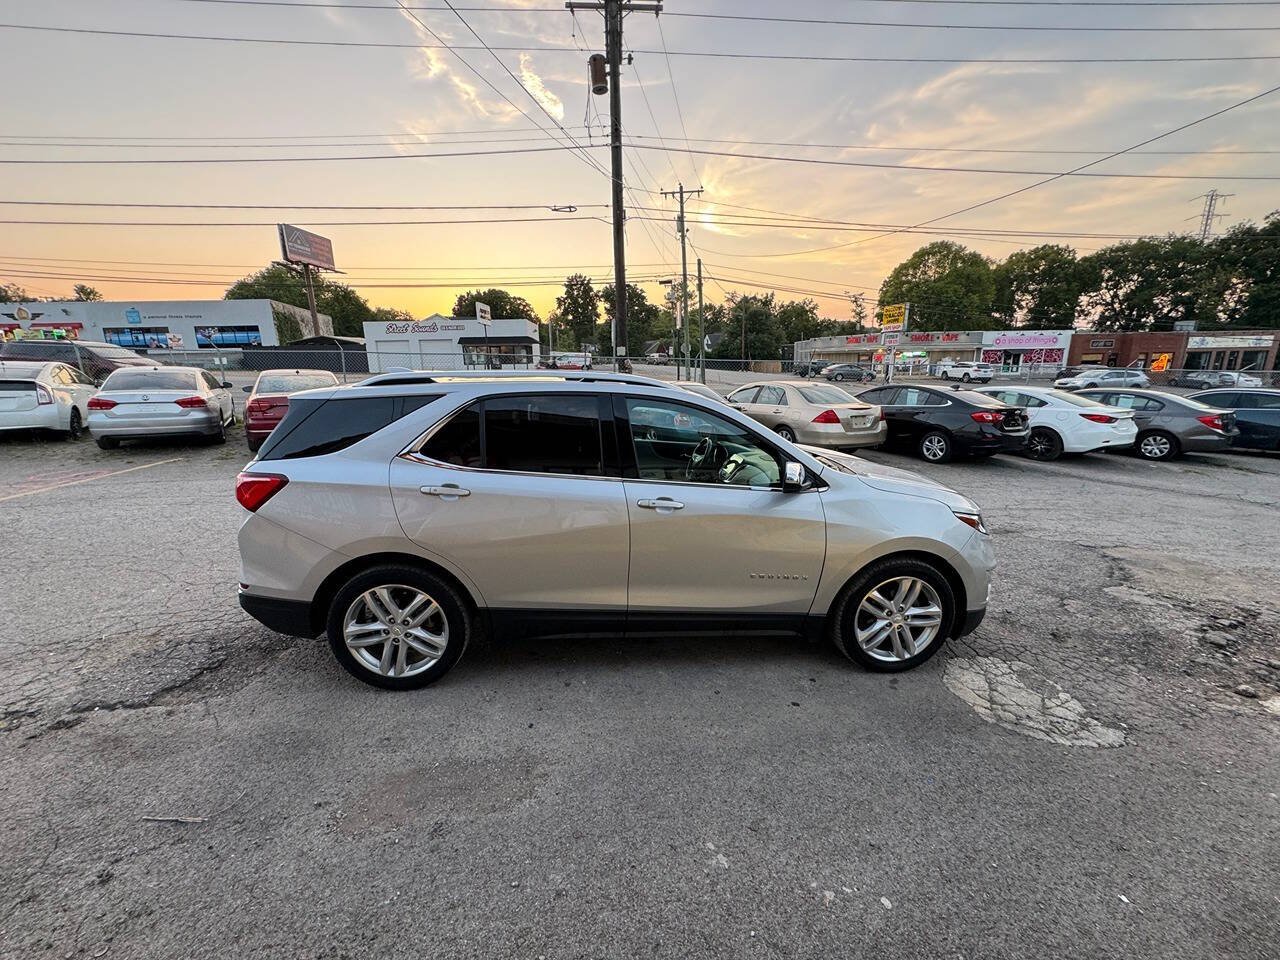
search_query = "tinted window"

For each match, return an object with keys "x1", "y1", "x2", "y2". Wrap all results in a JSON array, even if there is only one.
[
  {"x1": 1196, "y1": 392, "x2": 1241, "y2": 408},
  {"x1": 624, "y1": 397, "x2": 780, "y2": 487},
  {"x1": 258, "y1": 394, "x2": 440, "y2": 460},
  {"x1": 68, "y1": 366, "x2": 96, "y2": 386},
  {"x1": 484, "y1": 395, "x2": 602, "y2": 476},
  {"x1": 201, "y1": 371, "x2": 222, "y2": 391},
  {"x1": 84, "y1": 344, "x2": 144, "y2": 361},
  {"x1": 859, "y1": 387, "x2": 896, "y2": 404},
  {"x1": 897, "y1": 387, "x2": 937, "y2": 406},
  {"x1": 3, "y1": 342, "x2": 75, "y2": 361},
  {"x1": 1252, "y1": 393, "x2": 1280, "y2": 409},
  {"x1": 1020, "y1": 393, "x2": 1048, "y2": 408},
  {"x1": 101, "y1": 369, "x2": 198, "y2": 391},
  {"x1": 1108, "y1": 394, "x2": 1162, "y2": 411},
  {"x1": 420, "y1": 401, "x2": 482, "y2": 466},
  {"x1": 728, "y1": 386, "x2": 761, "y2": 404},
  {"x1": 757, "y1": 385, "x2": 786, "y2": 405}
]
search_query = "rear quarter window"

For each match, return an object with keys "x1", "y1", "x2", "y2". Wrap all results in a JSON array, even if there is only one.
[{"x1": 257, "y1": 394, "x2": 441, "y2": 460}]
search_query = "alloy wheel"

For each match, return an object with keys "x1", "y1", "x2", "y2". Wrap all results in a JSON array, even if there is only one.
[
  {"x1": 1140, "y1": 434, "x2": 1172, "y2": 459},
  {"x1": 921, "y1": 435, "x2": 948, "y2": 461},
  {"x1": 854, "y1": 576, "x2": 945, "y2": 663},
  {"x1": 343, "y1": 584, "x2": 448, "y2": 679}
]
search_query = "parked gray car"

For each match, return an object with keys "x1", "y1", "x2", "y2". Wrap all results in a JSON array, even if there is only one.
[
  {"x1": 1074, "y1": 388, "x2": 1238, "y2": 460},
  {"x1": 1055, "y1": 367, "x2": 1150, "y2": 390},
  {"x1": 235, "y1": 371, "x2": 994, "y2": 689},
  {"x1": 87, "y1": 365, "x2": 236, "y2": 449},
  {"x1": 726, "y1": 380, "x2": 886, "y2": 448}
]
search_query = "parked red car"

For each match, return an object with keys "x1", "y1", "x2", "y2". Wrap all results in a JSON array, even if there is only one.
[{"x1": 243, "y1": 368, "x2": 339, "y2": 452}]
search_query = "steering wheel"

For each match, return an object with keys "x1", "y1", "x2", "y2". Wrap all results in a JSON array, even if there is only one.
[{"x1": 685, "y1": 436, "x2": 725, "y2": 480}]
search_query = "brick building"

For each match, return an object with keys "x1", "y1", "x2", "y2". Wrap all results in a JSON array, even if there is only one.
[{"x1": 1067, "y1": 330, "x2": 1280, "y2": 372}]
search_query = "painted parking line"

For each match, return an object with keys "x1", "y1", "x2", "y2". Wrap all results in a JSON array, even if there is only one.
[{"x1": 0, "y1": 457, "x2": 185, "y2": 503}]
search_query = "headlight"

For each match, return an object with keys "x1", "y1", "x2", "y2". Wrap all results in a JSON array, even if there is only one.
[{"x1": 954, "y1": 511, "x2": 988, "y2": 535}]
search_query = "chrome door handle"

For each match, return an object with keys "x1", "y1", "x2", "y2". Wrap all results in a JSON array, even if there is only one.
[
  {"x1": 637, "y1": 497, "x2": 684, "y2": 511},
  {"x1": 420, "y1": 484, "x2": 470, "y2": 498}
]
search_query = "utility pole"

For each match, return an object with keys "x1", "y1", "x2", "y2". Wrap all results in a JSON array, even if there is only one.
[
  {"x1": 660, "y1": 182, "x2": 703, "y2": 382},
  {"x1": 696, "y1": 256, "x2": 704, "y2": 383},
  {"x1": 1192, "y1": 189, "x2": 1233, "y2": 241},
  {"x1": 568, "y1": 0, "x2": 663, "y2": 369}
]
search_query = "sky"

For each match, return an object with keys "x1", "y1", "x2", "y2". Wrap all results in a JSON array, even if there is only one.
[{"x1": 3, "y1": 0, "x2": 1280, "y2": 322}]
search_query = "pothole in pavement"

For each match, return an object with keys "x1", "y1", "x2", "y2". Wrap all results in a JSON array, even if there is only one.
[{"x1": 943, "y1": 656, "x2": 1128, "y2": 748}]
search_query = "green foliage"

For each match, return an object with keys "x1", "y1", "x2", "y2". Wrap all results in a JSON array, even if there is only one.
[
  {"x1": 72, "y1": 284, "x2": 104, "y2": 302},
  {"x1": 224, "y1": 264, "x2": 375, "y2": 337},
  {"x1": 878, "y1": 241, "x2": 997, "y2": 331},
  {"x1": 0, "y1": 283, "x2": 30, "y2": 303},
  {"x1": 271, "y1": 306, "x2": 304, "y2": 345},
  {"x1": 599, "y1": 282, "x2": 660, "y2": 358},
  {"x1": 1077, "y1": 236, "x2": 1234, "y2": 332},
  {"x1": 711, "y1": 294, "x2": 784, "y2": 361},
  {"x1": 991, "y1": 245, "x2": 1084, "y2": 330},
  {"x1": 1214, "y1": 212, "x2": 1280, "y2": 329},
  {"x1": 554, "y1": 274, "x2": 600, "y2": 350},
  {"x1": 372, "y1": 307, "x2": 415, "y2": 324},
  {"x1": 452, "y1": 289, "x2": 539, "y2": 323}
]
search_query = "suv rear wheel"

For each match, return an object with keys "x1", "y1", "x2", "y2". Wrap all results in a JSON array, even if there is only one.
[
  {"x1": 830, "y1": 557, "x2": 956, "y2": 672},
  {"x1": 326, "y1": 565, "x2": 470, "y2": 690}
]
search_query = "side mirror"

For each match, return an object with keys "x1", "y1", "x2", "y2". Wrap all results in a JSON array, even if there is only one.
[
  {"x1": 242, "y1": 385, "x2": 253, "y2": 393},
  {"x1": 783, "y1": 461, "x2": 806, "y2": 491},
  {"x1": 221, "y1": 381, "x2": 233, "y2": 389}
]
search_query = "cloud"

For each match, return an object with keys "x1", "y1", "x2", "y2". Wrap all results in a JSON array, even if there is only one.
[{"x1": 518, "y1": 54, "x2": 565, "y2": 122}]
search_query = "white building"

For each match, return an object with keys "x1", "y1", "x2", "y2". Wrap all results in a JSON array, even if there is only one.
[
  {"x1": 362, "y1": 313, "x2": 541, "y2": 372},
  {"x1": 0, "y1": 299, "x2": 329, "y2": 350}
]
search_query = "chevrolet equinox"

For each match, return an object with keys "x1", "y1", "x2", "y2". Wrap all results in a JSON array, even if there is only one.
[{"x1": 236, "y1": 372, "x2": 994, "y2": 689}]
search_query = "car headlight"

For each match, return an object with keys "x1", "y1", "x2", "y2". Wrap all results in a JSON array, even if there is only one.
[{"x1": 954, "y1": 511, "x2": 988, "y2": 535}]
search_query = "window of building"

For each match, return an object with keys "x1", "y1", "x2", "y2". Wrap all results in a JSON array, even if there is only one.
[
  {"x1": 1241, "y1": 350, "x2": 1268, "y2": 372},
  {"x1": 194, "y1": 325, "x2": 262, "y2": 348},
  {"x1": 103, "y1": 327, "x2": 173, "y2": 349}
]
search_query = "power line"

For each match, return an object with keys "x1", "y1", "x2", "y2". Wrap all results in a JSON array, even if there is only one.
[
  {"x1": 0, "y1": 199, "x2": 607, "y2": 211},
  {"x1": 0, "y1": 215, "x2": 610, "y2": 226},
  {"x1": 0, "y1": 144, "x2": 603, "y2": 164},
  {"x1": 5, "y1": 24, "x2": 1280, "y2": 63},
  {"x1": 654, "y1": 17, "x2": 702, "y2": 190}
]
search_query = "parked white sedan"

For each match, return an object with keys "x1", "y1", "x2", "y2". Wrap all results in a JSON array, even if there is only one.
[
  {"x1": 0, "y1": 360, "x2": 98, "y2": 439},
  {"x1": 973, "y1": 385, "x2": 1137, "y2": 460}
]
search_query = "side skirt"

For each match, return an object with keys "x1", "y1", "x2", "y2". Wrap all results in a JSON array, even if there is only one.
[{"x1": 488, "y1": 609, "x2": 822, "y2": 641}]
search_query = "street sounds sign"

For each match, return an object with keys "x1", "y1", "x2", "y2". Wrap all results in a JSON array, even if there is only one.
[
  {"x1": 278, "y1": 223, "x2": 336, "y2": 271},
  {"x1": 475, "y1": 302, "x2": 492, "y2": 326}
]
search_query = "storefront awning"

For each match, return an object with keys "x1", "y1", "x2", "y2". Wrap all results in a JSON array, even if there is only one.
[{"x1": 457, "y1": 335, "x2": 538, "y2": 345}]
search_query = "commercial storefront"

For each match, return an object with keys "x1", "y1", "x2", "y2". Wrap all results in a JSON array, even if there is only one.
[
  {"x1": 980, "y1": 330, "x2": 1073, "y2": 372},
  {"x1": 1066, "y1": 330, "x2": 1280, "y2": 372},
  {"x1": 0, "y1": 299, "x2": 327, "y2": 350},
  {"x1": 795, "y1": 329, "x2": 1071, "y2": 373},
  {"x1": 1183, "y1": 334, "x2": 1277, "y2": 373},
  {"x1": 362, "y1": 313, "x2": 540, "y2": 372}
]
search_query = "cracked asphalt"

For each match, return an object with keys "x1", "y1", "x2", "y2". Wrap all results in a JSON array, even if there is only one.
[{"x1": 2, "y1": 426, "x2": 1278, "y2": 959}]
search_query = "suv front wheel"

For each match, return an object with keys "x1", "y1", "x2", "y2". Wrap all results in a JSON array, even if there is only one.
[
  {"x1": 830, "y1": 558, "x2": 956, "y2": 672},
  {"x1": 326, "y1": 565, "x2": 470, "y2": 689}
]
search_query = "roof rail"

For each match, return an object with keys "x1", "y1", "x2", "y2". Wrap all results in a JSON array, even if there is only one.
[{"x1": 353, "y1": 368, "x2": 676, "y2": 389}]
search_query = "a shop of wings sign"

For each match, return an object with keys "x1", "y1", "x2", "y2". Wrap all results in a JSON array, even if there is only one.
[{"x1": 277, "y1": 223, "x2": 336, "y2": 271}]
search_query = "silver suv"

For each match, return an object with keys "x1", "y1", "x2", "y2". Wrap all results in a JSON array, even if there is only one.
[{"x1": 235, "y1": 372, "x2": 995, "y2": 689}]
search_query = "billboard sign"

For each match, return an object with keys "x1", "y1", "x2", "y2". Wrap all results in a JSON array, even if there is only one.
[
  {"x1": 278, "y1": 223, "x2": 336, "y2": 271},
  {"x1": 881, "y1": 303, "x2": 907, "y2": 330},
  {"x1": 475, "y1": 302, "x2": 492, "y2": 327}
]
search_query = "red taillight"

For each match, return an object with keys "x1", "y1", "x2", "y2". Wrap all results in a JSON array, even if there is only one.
[
  {"x1": 971, "y1": 410, "x2": 1003, "y2": 424},
  {"x1": 247, "y1": 395, "x2": 288, "y2": 415},
  {"x1": 879, "y1": 408, "x2": 886, "y2": 421},
  {"x1": 35, "y1": 383, "x2": 54, "y2": 405},
  {"x1": 87, "y1": 396, "x2": 116, "y2": 410},
  {"x1": 175, "y1": 395, "x2": 208, "y2": 408},
  {"x1": 1079, "y1": 413, "x2": 1117, "y2": 424},
  {"x1": 236, "y1": 472, "x2": 288, "y2": 512},
  {"x1": 1197, "y1": 414, "x2": 1225, "y2": 432},
  {"x1": 812, "y1": 409, "x2": 841, "y2": 424}
]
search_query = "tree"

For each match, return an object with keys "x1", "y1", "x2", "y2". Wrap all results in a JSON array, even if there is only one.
[
  {"x1": 554, "y1": 274, "x2": 600, "y2": 349},
  {"x1": 599, "y1": 282, "x2": 660, "y2": 358},
  {"x1": 1077, "y1": 236, "x2": 1230, "y2": 331},
  {"x1": 224, "y1": 264, "x2": 375, "y2": 337},
  {"x1": 877, "y1": 241, "x2": 997, "y2": 330},
  {"x1": 991, "y1": 245, "x2": 1083, "y2": 329},
  {"x1": 372, "y1": 307, "x2": 415, "y2": 324},
  {"x1": 711, "y1": 293, "x2": 783, "y2": 360},
  {"x1": 71, "y1": 284, "x2": 103, "y2": 302},
  {"x1": 1215, "y1": 212, "x2": 1280, "y2": 328},
  {"x1": 0, "y1": 283, "x2": 31, "y2": 303},
  {"x1": 452, "y1": 289, "x2": 539, "y2": 323}
]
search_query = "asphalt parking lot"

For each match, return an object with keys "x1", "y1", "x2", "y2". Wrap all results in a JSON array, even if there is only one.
[{"x1": 2, "y1": 428, "x2": 1278, "y2": 959}]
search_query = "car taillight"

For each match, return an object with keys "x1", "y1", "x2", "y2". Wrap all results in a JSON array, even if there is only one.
[
  {"x1": 970, "y1": 410, "x2": 1003, "y2": 424},
  {"x1": 879, "y1": 408, "x2": 886, "y2": 421},
  {"x1": 87, "y1": 396, "x2": 116, "y2": 410},
  {"x1": 236, "y1": 472, "x2": 288, "y2": 511},
  {"x1": 1197, "y1": 414, "x2": 1225, "y2": 431},
  {"x1": 812, "y1": 409, "x2": 841, "y2": 424},
  {"x1": 175, "y1": 395, "x2": 208, "y2": 408},
  {"x1": 247, "y1": 398, "x2": 270, "y2": 414},
  {"x1": 35, "y1": 383, "x2": 54, "y2": 405},
  {"x1": 1079, "y1": 413, "x2": 1117, "y2": 424}
]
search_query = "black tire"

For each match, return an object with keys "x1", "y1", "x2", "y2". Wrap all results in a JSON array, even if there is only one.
[
  {"x1": 775, "y1": 424, "x2": 797, "y2": 443},
  {"x1": 829, "y1": 556, "x2": 957, "y2": 672},
  {"x1": 961, "y1": 373, "x2": 971, "y2": 383},
  {"x1": 326, "y1": 564, "x2": 471, "y2": 690},
  {"x1": 1135, "y1": 429, "x2": 1179, "y2": 461},
  {"x1": 65, "y1": 407, "x2": 83, "y2": 441},
  {"x1": 918, "y1": 430, "x2": 952, "y2": 463},
  {"x1": 247, "y1": 433, "x2": 263, "y2": 453},
  {"x1": 95, "y1": 435, "x2": 120, "y2": 450},
  {"x1": 940, "y1": 372, "x2": 950, "y2": 381},
  {"x1": 1026, "y1": 427, "x2": 1063, "y2": 461},
  {"x1": 208, "y1": 417, "x2": 227, "y2": 445},
  {"x1": 833, "y1": 373, "x2": 844, "y2": 381}
]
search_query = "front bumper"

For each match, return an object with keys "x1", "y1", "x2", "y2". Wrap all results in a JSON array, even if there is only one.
[{"x1": 239, "y1": 591, "x2": 316, "y2": 638}]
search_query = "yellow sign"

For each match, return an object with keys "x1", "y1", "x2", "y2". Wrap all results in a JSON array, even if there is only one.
[
  {"x1": 881, "y1": 303, "x2": 907, "y2": 328},
  {"x1": 1151, "y1": 353, "x2": 1172, "y2": 372}
]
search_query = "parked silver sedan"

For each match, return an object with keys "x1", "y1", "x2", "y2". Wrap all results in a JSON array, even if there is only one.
[
  {"x1": 1074, "y1": 387, "x2": 1238, "y2": 460},
  {"x1": 726, "y1": 379, "x2": 885, "y2": 448},
  {"x1": 87, "y1": 365, "x2": 235, "y2": 449}
]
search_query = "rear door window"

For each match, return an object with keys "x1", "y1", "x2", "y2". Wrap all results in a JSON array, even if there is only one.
[
  {"x1": 258, "y1": 394, "x2": 441, "y2": 460},
  {"x1": 421, "y1": 401, "x2": 482, "y2": 467},
  {"x1": 483, "y1": 394, "x2": 603, "y2": 476}
]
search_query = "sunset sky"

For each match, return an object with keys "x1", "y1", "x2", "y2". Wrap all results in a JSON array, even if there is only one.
[{"x1": 3, "y1": 0, "x2": 1280, "y2": 321}]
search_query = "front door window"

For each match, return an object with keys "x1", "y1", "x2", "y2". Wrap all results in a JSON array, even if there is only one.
[{"x1": 623, "y1": 397, "x2": 782, "y2": 487}]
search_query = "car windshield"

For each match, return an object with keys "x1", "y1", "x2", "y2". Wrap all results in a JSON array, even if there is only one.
[
  {"x1": 797, "y1": 384, "x2": 855, "y2": 404},
  {"x1": 101, "y1": 369, "x2": 197, "y2": 391},
  {"x1": 1051, "y1": 391, "x2": 1111, "y2": 408},
  {"x1": 256, "y1": 373, "x2": 338, "y2": 393}
]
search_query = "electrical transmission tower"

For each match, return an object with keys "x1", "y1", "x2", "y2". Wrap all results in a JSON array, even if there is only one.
[{"x1": 1192, "y1": 189, "x2": 1234, "y2": 241}]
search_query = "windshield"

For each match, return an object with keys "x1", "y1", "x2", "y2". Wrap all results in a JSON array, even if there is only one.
[
  {"x1": 797, "y1": 384, "x2": 856, "y2": 404},
  {"x1": 102, "y1": 369, "x2": 198, "y2": 391},
  {"x1": 256, "y1": 373, "x2": 338, "y2": 393}
]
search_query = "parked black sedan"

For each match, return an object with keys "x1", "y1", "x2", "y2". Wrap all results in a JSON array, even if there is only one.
[
  {"x1": 1188, "y1": 388, "x2": 1280, "y2": 451},
  {"x1": 855, "y1": 383, "x2": 1029, "y2": 462}
]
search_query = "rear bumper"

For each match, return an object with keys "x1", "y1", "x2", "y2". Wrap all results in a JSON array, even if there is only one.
[
  {"x1": 962, "y1": 427, "x2": 1027, "y2": 454},
  {"x1": 0, "y1": 407, "x2": 62, "y2": 431},
  {"x1": 797, "y1": 419, "x2": 886, "y2": 449},
  {"x1": 87, "y1": 411, "x2": 221, "y2": 437},
  {"x1": 239, "y1": 591, "x2": 316, "y2": 638},
  {"x1": 1182, "y1": 432, "x2": 1236, "y2": 453}
]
